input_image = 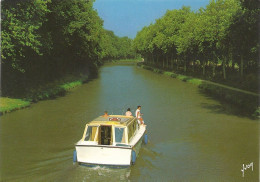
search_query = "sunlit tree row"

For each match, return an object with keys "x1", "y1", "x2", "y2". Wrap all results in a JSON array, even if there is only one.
[{"x1": 133, "y1": 0, "x2": 259, "y2": 89}]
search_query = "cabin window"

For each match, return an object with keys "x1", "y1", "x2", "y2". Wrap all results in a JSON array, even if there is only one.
[
  {"x1": 115, "y1": 127, "x2": 126, "y2": 143},
  {"x1": 128, "y1": 120, "x2": 137, "y2": 142},
  {"x1": 133, "y1": 120, "x2": 137, "y2": 132},
  {"x1": 128, "y1": 124, "x2": 134, "y2": 142},
  {"x1": 84, "y1": 126, "x2": 98, "y2": 141}
]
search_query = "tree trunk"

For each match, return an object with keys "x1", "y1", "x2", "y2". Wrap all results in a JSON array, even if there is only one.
[
  {"x1": 171, "y1": 53, "x2": 174, "y2": 70},
  {"x1": 156, "y1": 54, "x2": 159, "y2": 66},
  {"x1": 230, "y1": 54, "x2": 235, "y2": 71},
  {"x1": 202, "y1": 60, "x2": 205, "y2": 76},
  {"x1": 240, "y1": 56, "x2": 244, "y2": 77},
  {"x1": 212, "y1": 63, "x2": 216, "y2": 78},
  {"x1": 163, "y1": 57, "x2": 165, "y2": 68},
  {"x1": 223, "y1": 58, "x2": 226, "y2": 80},
  {"x1": 152, "y1": 53, "x2": 154, "y2": 66},
  {"x1": 184, "y1": 60, "x2": 187, "y2": 73},
  {"x1": 166, "y1": 56, "x2": 169, "y2": 69}
]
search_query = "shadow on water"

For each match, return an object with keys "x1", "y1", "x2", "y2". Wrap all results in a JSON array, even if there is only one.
[
  {"x1": 197, "y1": 80, "x2": 259, "y2": 119},
  {"x1": 198, "y1": 91, "x2": 258, "y2": 120},
  {"x1": 139, "y1": 142, "x2": 162, "y2": 165}
]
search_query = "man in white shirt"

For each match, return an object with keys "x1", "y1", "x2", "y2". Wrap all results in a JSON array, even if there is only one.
[{"x1": 135, "y1": 105, "x2": 144, "y2": 124}]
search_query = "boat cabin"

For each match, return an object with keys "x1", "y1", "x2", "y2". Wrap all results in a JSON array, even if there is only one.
[{"x1": 81, "y1": 115, "x2": 138, "y2": 146}]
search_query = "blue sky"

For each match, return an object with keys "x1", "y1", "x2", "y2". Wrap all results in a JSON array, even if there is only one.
[{"x1": 93, "y1": 0, "x2": 210, "y2": 39}]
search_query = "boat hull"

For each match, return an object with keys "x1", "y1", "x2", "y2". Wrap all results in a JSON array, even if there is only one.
[
  {"x1": 75, "y1": 123, "x2": 147, "y2": 167},
  {"x1": 76, "y1": 145, "x2": 132, "y2": 166}
]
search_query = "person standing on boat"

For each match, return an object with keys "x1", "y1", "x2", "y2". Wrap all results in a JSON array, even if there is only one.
[
  {"x1": 125, "y1": 108, "x2": 133, "y2": 116},
  {"x1": 135, "y1": 106, "x2": 144, "y2": 124}
]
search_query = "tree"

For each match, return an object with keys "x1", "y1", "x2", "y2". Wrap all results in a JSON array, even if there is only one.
[
  {"x1": 1, "y1": 0, "x2": 135, "y2": 97},
  {"x1": 1, "y1": 0, "x2": 50, "y2": 72}
]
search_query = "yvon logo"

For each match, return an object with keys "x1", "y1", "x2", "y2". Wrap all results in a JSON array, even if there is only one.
[{"x1": 241, "y1": 162, "x2": 253, "y2": 177}]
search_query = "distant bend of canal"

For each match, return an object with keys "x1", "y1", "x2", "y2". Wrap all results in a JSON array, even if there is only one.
[{"x1": 0, "y1": 63, "x2": 258, "y2": 181}]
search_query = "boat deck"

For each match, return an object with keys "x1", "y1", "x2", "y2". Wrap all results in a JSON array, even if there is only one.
[
  {"x1": 88, "y1": 115, "x2": 135, "y2": 126},
  {"x1": 129, "y1": 125, "x2": 146, "y2": 146}
]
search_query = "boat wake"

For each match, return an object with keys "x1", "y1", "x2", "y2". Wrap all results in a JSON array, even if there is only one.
[{"x1": 78, "y1": 165, "x2": 132, "y2": 181}]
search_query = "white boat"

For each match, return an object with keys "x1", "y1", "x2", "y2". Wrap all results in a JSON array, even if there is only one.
[{"x1": 74, "y1": 115, "x2": 147, "y2": 167}]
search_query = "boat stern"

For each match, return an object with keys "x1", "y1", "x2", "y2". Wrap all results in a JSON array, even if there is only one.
[{"x1": 75, "y1": 143, "x2": 132, "y2": 166}]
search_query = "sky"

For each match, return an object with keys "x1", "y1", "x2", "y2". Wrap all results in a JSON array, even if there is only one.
[{"x1": 93, "y1": 0, "x2": 210, "y2": 39}]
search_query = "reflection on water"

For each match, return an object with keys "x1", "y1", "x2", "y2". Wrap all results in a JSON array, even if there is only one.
[{"x1": 0, "y1": 63, "x2": 258, "y2": 181}]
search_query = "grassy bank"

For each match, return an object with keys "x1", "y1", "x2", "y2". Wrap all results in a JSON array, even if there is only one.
[
  {"x1": 0, "y1": 98, "x2": 31, "y2": 114},
  {"x1": 0, "y1": 74, "x2": 89, "y2": 115},
  {"x1": 0, "y1": 59, "x2": 138, "y2": 115},
  {"x1": 24, "y1": 74, "x2": 89, "y2": 102},
  {"x1": 109, "y1": 59, "x2": 141, "y2": 63},
  {"x1": 138, "y1": 63, "x2": 259, "y2": 117}
]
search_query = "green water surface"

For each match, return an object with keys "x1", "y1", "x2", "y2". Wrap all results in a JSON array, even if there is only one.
[{"x1": 0, "y1": 63, "x2": 258, "y2": 181}]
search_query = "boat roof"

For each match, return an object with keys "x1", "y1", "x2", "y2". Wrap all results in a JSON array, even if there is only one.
[{"x1": 87, "y1": 115, "x2": 135, "y2": 126}]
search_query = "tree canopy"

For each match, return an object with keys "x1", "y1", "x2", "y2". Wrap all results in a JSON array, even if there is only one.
[
  {"x1": 133, "y1": 0, "x2": 259, "y2": 91},
  {"x1": 1, "y1": 0, "x2": 136, "y2": 97}
]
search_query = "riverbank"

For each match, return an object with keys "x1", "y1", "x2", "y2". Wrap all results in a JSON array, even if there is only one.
[
  {"x1": 0, "y1": 98, "x2": 31, "y2": 114},
  {"x1": 108, "y1": 58, "x2": 141, "y2": 63},
  {"x1": 0, "y1": 59, "x2": 140, "y2": 115},
  {"x1": 137, "y1": 63, "x2": 259, "y2": 117},
  {"x1": 0, "y1": 74, "x2": 89, "y2": 115}
]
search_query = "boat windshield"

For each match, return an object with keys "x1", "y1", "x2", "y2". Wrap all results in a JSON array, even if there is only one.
[
  {"x1": 84, "y1": 126, "x2": 98, "y2": 141},
  {"x1": 115, "y1": 127, "x2": 126, "y2": 143}
]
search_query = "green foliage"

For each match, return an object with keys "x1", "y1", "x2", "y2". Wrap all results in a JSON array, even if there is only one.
[
  {"x1": 110, "y1": 59, "x2": 140, "y2": 63},
  {"x1": 60, "y1": 81, "x2": 82, "y2": 90},
  {"x1": 24, "y1": 74, "x2": 88, "y2": 102},
  {"x1": 186, "y1": 78, "x2": 203, "y2": 85},
  {"x1": 0, "y1": 97, "x2": 30, "y2": 113},
  {"x1": 163, "y1": 72, "x2": 173, "y2": 76},
  {"x1": 0, "y1": 73, "x2": 90, "y2": 114},
  {"x1": 1, "y1": 0, "x2": 50, "y2": 72},
  {"x1": 100, "y1": 30, "x2": 135, "y2": 60},
  {"x1": 176, "y1": 75, "x2": 189, "y2": 81},
  {"x1": 133, "y1": 0, "x2": 259, "y2": 91},
  {"x1": 1, "y1": 0, "x2": 135, "y2": 98}
]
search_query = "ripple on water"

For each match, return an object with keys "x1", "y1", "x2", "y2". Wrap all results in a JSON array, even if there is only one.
[{"x1": 60, "y1": 164, "x2": 132, "y2": 182}]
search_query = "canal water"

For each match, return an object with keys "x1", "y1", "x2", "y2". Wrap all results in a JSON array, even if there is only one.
[{"x1": 0, "y1": 63, "x2": 258, "y2": 181}]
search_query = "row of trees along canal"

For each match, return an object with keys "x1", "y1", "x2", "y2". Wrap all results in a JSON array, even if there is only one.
[
  {"x1": 1, "y1": 0, "x2": 136, "y2": 98},
  {"x1": 133, "y1": 0, "x2": 259, "y2": 92}
]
